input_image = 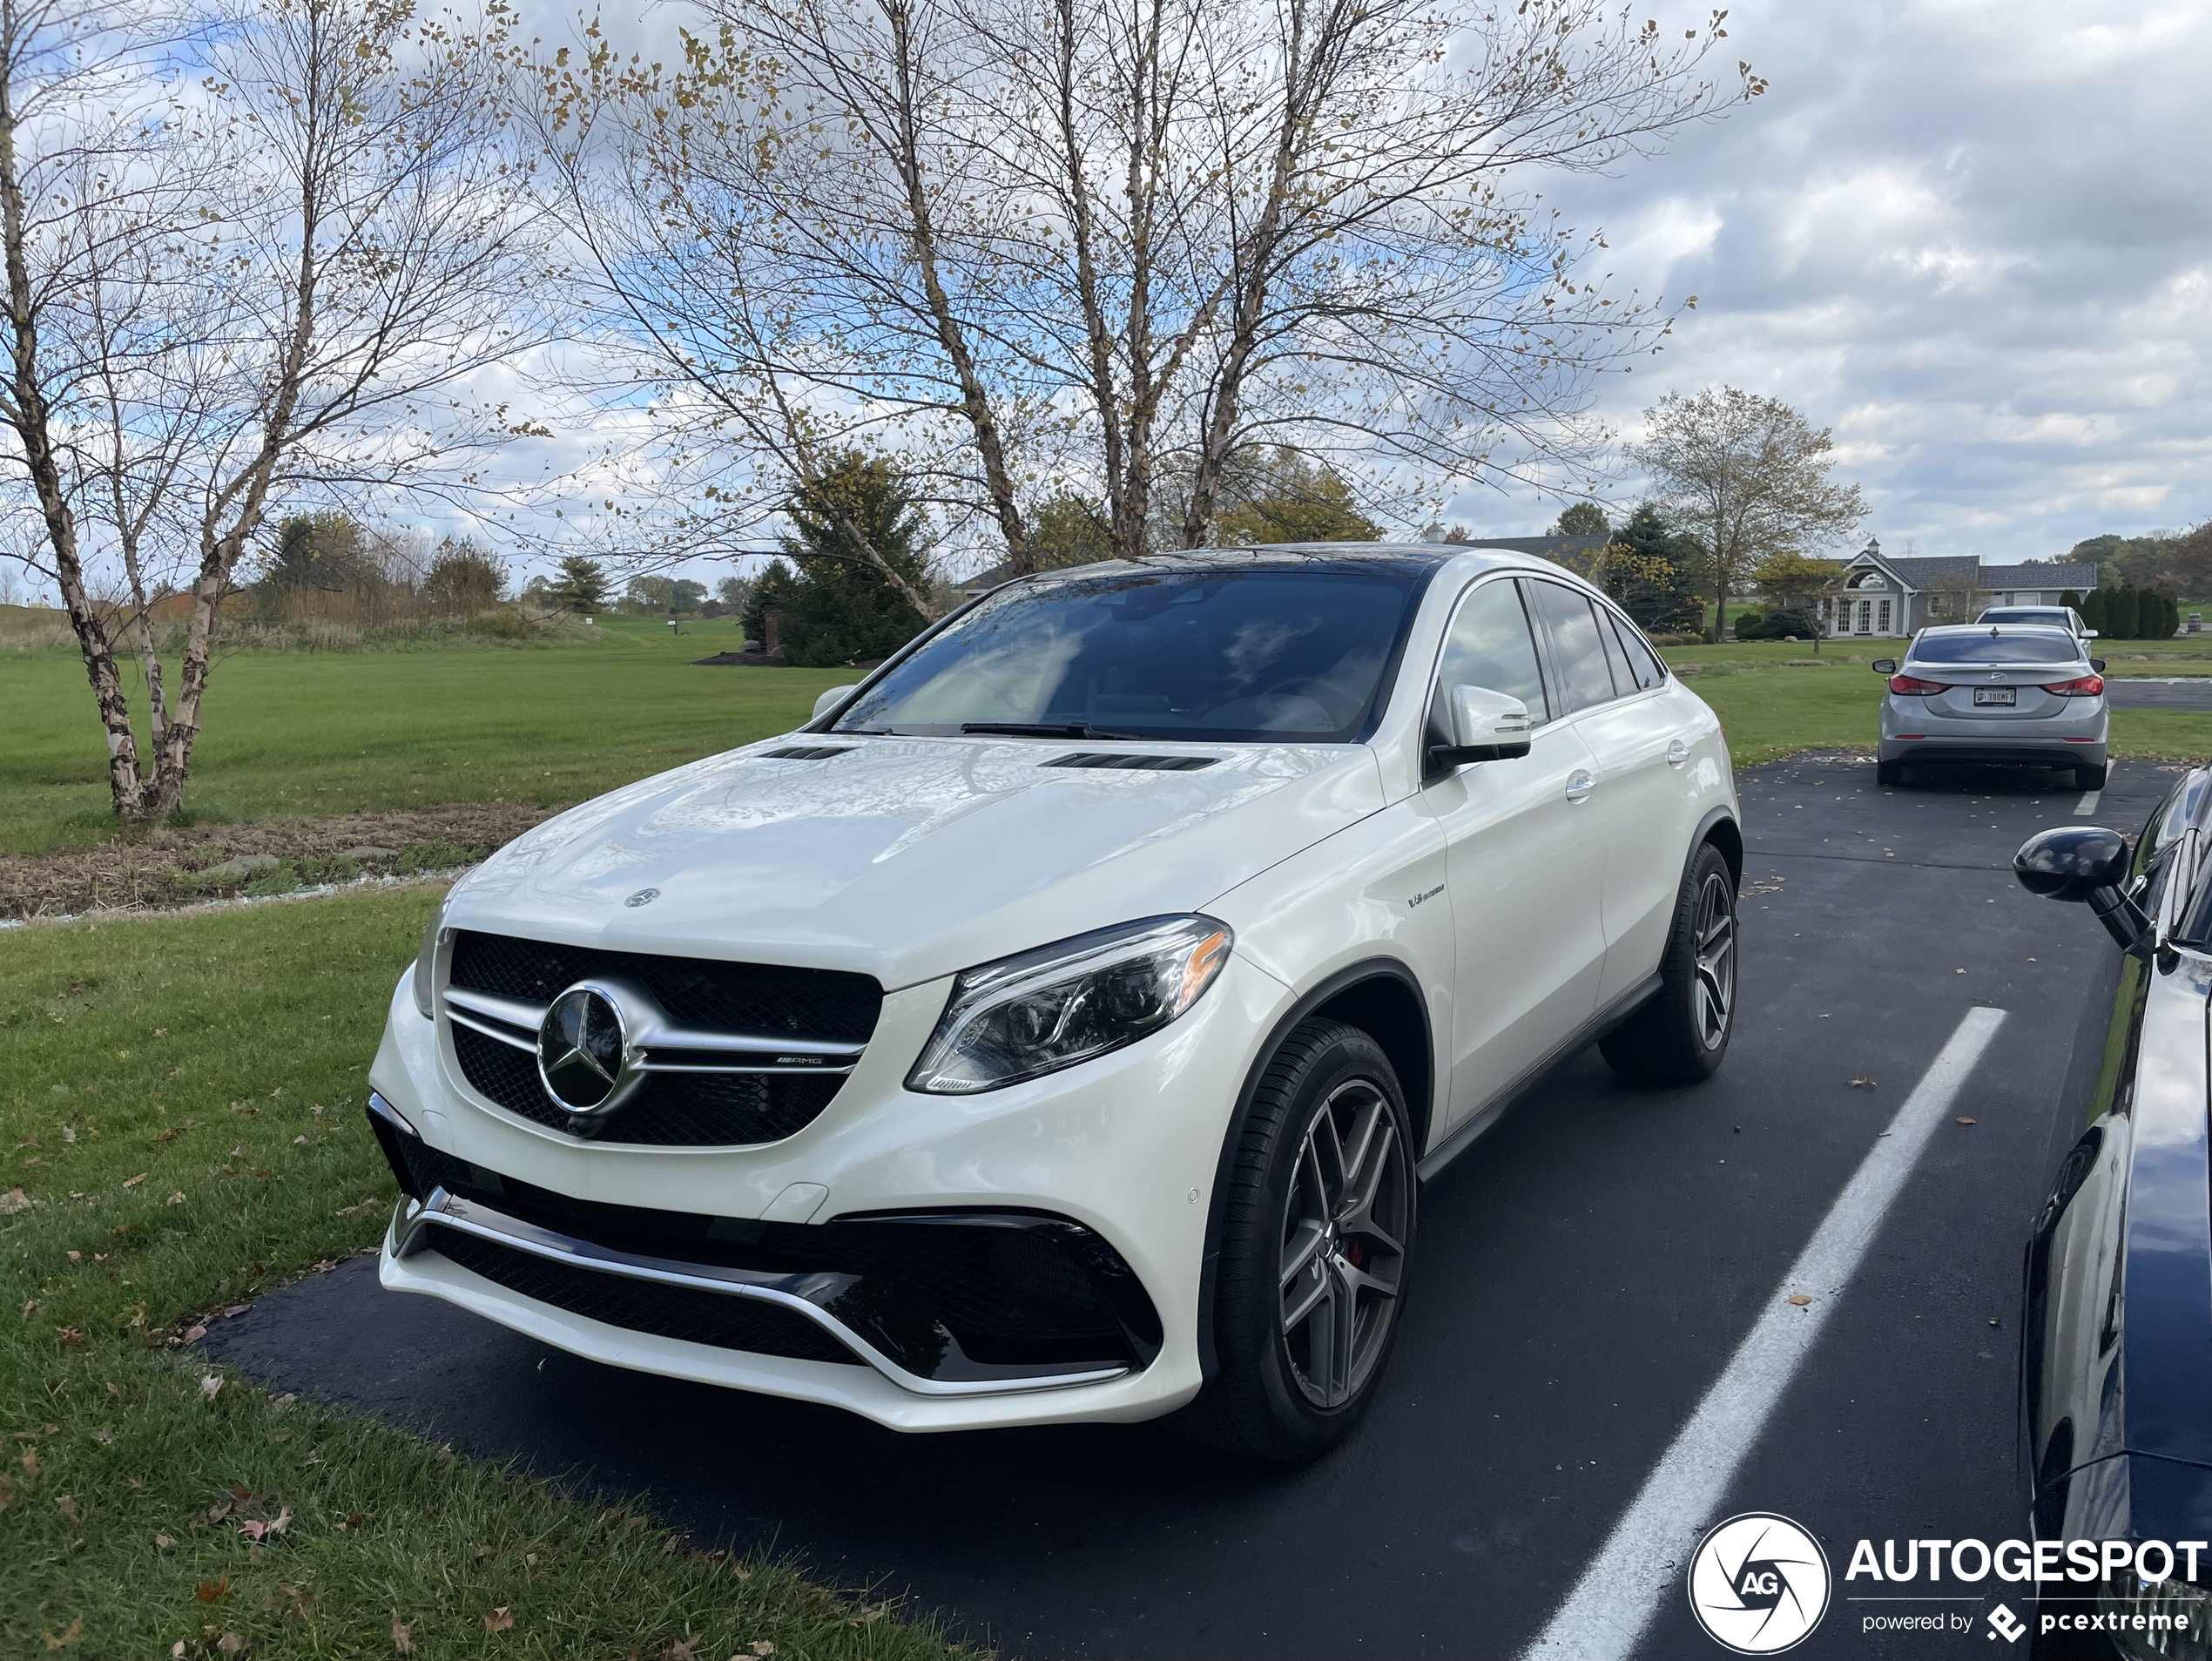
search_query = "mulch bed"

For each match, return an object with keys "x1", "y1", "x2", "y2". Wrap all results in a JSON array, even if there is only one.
[{"x1": 0, "y1": 801, "x2": 566, "y2": 922}]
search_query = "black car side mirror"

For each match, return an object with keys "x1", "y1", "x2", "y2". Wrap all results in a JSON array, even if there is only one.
[
  {"x1": 1871, "y1": 658, "x2": 1897, "y2": 675},
  {"x1": 2090, "y1": 658, "x2": 2107, "y2": 672},
  {"x1": 2014, "y1": 826, "x2": 2151, "y2": 954}
]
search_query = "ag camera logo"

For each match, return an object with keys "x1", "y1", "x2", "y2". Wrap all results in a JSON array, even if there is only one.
[{"x1": 1688, "y1": 1512, "x2": 1832, "y2": 1654}]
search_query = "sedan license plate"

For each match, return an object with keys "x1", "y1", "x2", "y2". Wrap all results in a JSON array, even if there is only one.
[{"x1": 1973, "y1": 687, "x2": 2017, "y2": 706}]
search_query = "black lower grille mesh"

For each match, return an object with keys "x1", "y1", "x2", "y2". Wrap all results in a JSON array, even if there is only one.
[
  {"x1": 426, "y1": 1229, "x2": 860, "y2": 1365},
  {"x1": 450, "y1": 1025, "x2": 843, "y2": 1146}
]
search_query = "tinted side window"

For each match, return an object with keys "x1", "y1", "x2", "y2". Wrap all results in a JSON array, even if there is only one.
[
  {"x1": 1606, "y1": 610, "x2": 1668, "y2": 690},
  {"x1": 1527, "y1": 580, "x2": 1617, "y2": 712},
  {"x1": 1435, "y1": 579, "x2": 1549, "y2": 723}
]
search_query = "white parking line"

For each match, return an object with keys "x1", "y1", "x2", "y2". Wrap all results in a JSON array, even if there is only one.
[
  {"x1": 2074, "y1": 788, "x2": 2102, "y2": 815},
  {"x1": 1517, "y1": 1004, "x2": 2007, "y2": 1661}
]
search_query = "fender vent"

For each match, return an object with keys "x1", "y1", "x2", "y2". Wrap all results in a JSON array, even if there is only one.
[
  {"x1": 1042, "y1": 753, "x2": 1217, "y2": 772},
  {"x1": 759, "y1": 746, "x2": 853, "y2": 761}
]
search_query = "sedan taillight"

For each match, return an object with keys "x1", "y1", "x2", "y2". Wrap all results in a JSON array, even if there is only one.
[
  {"x1": 2041, "y1": 674, "x2": 2105, "y2": 697},
  {"x1": 1888, "y1": 674, "x2": 1948, "y2": 694}
]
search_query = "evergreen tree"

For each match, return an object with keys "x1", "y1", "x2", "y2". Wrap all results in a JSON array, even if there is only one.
[
  {"x1": 762, "y1": 454, "x2": 933, "y2": 666},
  {"x1": 1607, "y1": 504, "x2": 1705, "y2": 632},
  {"x1": 2079, "y1": 588, "x2": 2106, "y2": 634},
  {"x1": 741, "y1": 559, "x2": 799, "y2": 648},
  {"x1": 545, "y1": 554, "x2": 610, "y2": 613},
  {"x1": 2107, "y1": 586, "x2": 2141, "y2": 638}
]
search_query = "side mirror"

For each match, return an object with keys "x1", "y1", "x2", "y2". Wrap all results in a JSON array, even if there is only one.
[
  {"x1": 1871, "y1": 658, "x2": 1897, "y2": 675},
  {"x1": 1430, "y1": 685, "x2": 1533, "y2": 772},
  {"x1": 2089, "y1": 658, "x2": 2107, "y2": 672},
  {"x1": 2014, "y1": 826, "x2": 2150, "y2": 954},
  {"x1": 812, "y1": 685, "x2": 858, "y2": 723},
  {"x1": 2084, "y1": 629, "x2": 2100, "y2": 638}
]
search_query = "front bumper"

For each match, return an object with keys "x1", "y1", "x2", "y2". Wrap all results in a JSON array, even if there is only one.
[{"x1": 367, "y1": 954, "x2": 1290, "y2": 1430}]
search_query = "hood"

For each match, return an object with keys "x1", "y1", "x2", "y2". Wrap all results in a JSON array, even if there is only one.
[{"x1": 446, "y1": 736, "x2": 1386, "y2": 989}]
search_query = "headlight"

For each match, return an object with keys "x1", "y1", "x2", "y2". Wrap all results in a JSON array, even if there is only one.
[
  {"x1": 907, "y1": 915, "x2": 1233, "y2": 1094},
  {"x1": 410, "y1": 893, "x2": 451, "y2": 1020},
  {"x1": 2105, "y1": 1570, "x2": 2212, "y2": 1661}
]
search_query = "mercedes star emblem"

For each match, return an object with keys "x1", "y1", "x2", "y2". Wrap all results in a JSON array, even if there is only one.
[
  {"x1": 537, "y1": 986, "x2": 629, "y2": 1111},
  {"x1": 624, "y1": 887, "x2": 660, "y2": 908}
]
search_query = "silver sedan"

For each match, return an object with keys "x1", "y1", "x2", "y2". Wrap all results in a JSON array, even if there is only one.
[{"x1": 1871, "y1": 625, "x2": 2107, "y2": 789}]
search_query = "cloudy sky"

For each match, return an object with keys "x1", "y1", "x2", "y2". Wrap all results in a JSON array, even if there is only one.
[{"x1": 1450, "y1": 0, "x2": 2212, "y2": 559}]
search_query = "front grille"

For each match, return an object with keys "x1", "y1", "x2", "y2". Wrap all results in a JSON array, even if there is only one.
[
  {"x1": 450, "y1": 1024, "x2": 843, "y2": 1145},
  {"x1": 448, "y1": 932, "x2": 881, "y2": 1042},
  {"x1": 425, "y1": 1229, "x2": 860, "y2": 1365},
  {"x1": 444, "y1": 932, "x2": 879, "y2": 1146}
]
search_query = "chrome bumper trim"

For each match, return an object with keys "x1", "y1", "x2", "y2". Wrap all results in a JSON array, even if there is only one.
[{"x1": 388, "y1": 1191, "x2": 1127, "y2": 1399}]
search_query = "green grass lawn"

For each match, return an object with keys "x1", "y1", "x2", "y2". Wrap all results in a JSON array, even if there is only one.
[
  {"x1": 1, "y1": 618, "x2": 851, "y2": 855},
  {"x1": 0, "y1": 892, "x2": 968, "y2": 1658}
]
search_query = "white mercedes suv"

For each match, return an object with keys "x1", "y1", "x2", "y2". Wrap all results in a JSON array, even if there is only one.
[{"x1": 367, "y1": 546, "x2": 1741, "y2": 1460}]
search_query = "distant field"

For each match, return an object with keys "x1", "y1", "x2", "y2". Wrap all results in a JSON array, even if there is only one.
[
  {"x1": 10, "y1": 618, "x2": 2212, "y2": 858},
  {"x1": 1, "y1": 618, "x2": 850, "y2": 855}
]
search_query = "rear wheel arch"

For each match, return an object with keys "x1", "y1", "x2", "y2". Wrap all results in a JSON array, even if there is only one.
[{"x1": 1697, "y1": 806, "x2": 1743, "y2": 893}]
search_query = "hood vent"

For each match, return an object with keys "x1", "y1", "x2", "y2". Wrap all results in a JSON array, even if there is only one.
[
  {"x1": 759, "y1": 746, "x2": 853, "y2": 761},
  {"x1": 1043, "y1": 752, "x2": 1217, "y2": 772}
]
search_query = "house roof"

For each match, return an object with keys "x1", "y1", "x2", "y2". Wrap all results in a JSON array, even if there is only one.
[{"x1": 1845, "y1": 548, "x2": 2097, "y2": 593}]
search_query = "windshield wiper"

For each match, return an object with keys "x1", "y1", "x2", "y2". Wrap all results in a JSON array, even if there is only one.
[{"x1": 959, "y1": 721, "x2": 1150, "y2": 741}]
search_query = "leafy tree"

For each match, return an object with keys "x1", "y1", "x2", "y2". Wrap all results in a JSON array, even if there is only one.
[
  {"x1": 1629, "y1": 388, "x2": 1865, "y2": 641},
  {"x1": 546, "y1": 555, "x2": 610, "y2": 613},
  {"x1": 1749, "y1": 549, "x2": 1847, "y2": 653},
  {"x1": 671, "y1": 579, "x2": 708, "y2": 613},
  {"x1": 714, "y1": 573, "x2": 755, "y2": 611},
  {"x1": 621, "y1": 574, "x2": 676, "y2": 613},
  {"x1": 1214, "y1": 453, "x2": 1379, "y2": 545},
  {"x1": 1551, "y1": 503, "x2": 1609, "y2": 538},
  {"x1": 422, "y1": 538, "x2": 505, "y2": 613},
  {"x1": 744, "y1": 454, "x2": 933, "y2": 665},
  {"x1": 1030, "y1": 494, "x2": 1114, "y2": 569}
]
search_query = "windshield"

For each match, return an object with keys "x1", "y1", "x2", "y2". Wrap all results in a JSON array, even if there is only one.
[
  {"x1": 1910, "y1": 630, "x2": 2082, "y2": 665},
  {"x1": 833, "y1": 564, "x2": 1430, "y2": 743}
]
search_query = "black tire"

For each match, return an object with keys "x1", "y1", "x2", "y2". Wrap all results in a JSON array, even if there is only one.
[
  {"x1": 1876, "y1": 759, "x2": 1906, "y2": 787},
  {"x1": 2074, "y1": 763, "x2": 2107, "y2": 791},
  {"x1": 1173, "y1": 1019, "x2": 1416, "y2": 1462},
  {"x1": 1599, "y1": 841, "x2": 1737, "y2": 1086}
]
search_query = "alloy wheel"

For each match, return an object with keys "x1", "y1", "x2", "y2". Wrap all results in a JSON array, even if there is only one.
[
  {"x1": 1278, "y1": 1078, "x2": 1411, "y2": 1408},
  {"x1": 1694, "y1": 871, "x2": 1736, "y2": 1050}
]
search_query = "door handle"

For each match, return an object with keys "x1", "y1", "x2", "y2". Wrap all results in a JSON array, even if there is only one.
[
  {"x1": 1565, "y1": 768, "x2": 1597, "y2": 803},
  {"x1": 1666, "y1": 739, "x2": 1690, "y2": 768}
]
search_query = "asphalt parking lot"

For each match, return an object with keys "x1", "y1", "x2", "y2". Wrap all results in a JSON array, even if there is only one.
[{"x1": 208, "y1": 753, "x2": 2180, "y2": 1660}]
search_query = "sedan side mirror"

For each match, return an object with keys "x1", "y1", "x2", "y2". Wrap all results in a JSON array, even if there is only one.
[
  {"x1": 2014, "y1": 826, "x2": 2151, "y2": 955},
  {"x1": 1431, "y1": 685, "x2": 1532, "y2": 772},
  {"x1": 2090, "y1": 658, "x2": 2107, "y2": 672},
  {"x1": 1871, "y1": 658, "x2": 1898, "y2": 675},
  {"x1": 812, "y1": 685, "x2": 859, "y2": 723},
  {"x1": 2084, "y1": 629, "x2": 2100, "y2": 638}
]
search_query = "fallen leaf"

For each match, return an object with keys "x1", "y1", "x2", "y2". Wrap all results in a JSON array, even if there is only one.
[
  {"x1": 182, "y1": 1325, "x2": 207, "y2": 1344},
  {"x1": 1957, "y1": 1116, "x2": 1977, "y2": 1126},
  {"x1": 21, "y1": 1449, "x2": 40, "y2": 1481},
  {"x1": 56, "y1": 1326, "x2": 84, "y2": 1347},
  {"x1": 239, "y1": 1506, "x2": 292, "y2": 1541},
  {"x1": 0, "y1": 1188, "x2": 30, "y2": 1215},
  {"x1": 475, "y1": 1543, "x2": 494, "y2": 1559},
  {"x1": 665, "y1": 1638, "x2": 701, "y2": 1661},
  {"x1": 156, "y1": 1532, "x2": 175, "y2": 1549},
  {"x1": 391, "y1": 1618, "x2": 415, "y2": 1655},
  {"x1": 200, "y1": 1374, "x2": 223, "y2": 1401},
  {"x1": 1847, "y1": 1076, "x2": 1874, "y2": 1090},
  {"x1": 195, "y1": 1573, "x2": 231, "y2": 1603},
  {"x1": 217, "y1": 1634, "x2": 244, "y2": 1654},
  {"x1": 1787, "y1": 1293, "x2": 1812, "y2": 1307},
  {"x1": 338, "y1": 1509, "x2": 368, "y2": 1530},
  {"x1": 749, "y1": 1644, "x2": 776, "y2": 1658},
  {"x1": 44, "y1": 1614, "x2": 82, "y2": 1647},
  {"x1": 122, "y1": 1172, "x2": 147, "y2": 1188},
  {"x1": 167, "y1": 1192, "x2": 185, "y2": 1205},
  {"x1": 484, "y1": 1607, "x2": 515, "y2": 1632},
  {"x1": 55, "y1": 1493, "x2": 79, "y2": 1520}
]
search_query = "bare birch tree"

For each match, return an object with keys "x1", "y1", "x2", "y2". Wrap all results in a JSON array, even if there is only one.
[
  {"x1": 1628, "y1": 386, "x2": 1865, "y2": 642},
  {"x1": 545, "y1": 0, "x2": 1761, "y2": 579}
]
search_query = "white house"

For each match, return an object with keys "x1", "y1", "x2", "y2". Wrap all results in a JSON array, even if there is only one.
[{"x1": 1815, "y1": 540, "x2": 2098, "y2": 639}]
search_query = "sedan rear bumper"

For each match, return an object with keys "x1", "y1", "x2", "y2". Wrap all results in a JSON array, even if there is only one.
[{"x1": 1878, "y1": 738, "x2": 2108, "y2": 770}]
